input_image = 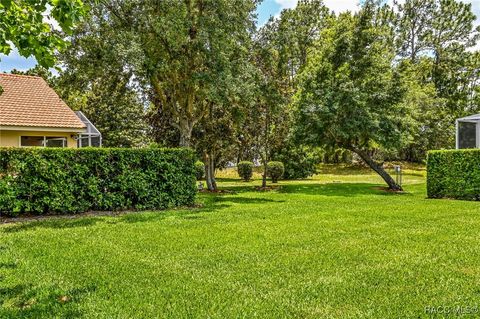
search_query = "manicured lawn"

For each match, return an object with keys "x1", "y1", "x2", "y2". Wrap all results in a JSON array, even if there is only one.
[{"x1": 1, "y1": 165, "x2": 480, "y2": 318}]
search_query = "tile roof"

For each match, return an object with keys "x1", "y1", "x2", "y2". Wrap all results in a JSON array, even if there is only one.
[{"x1": 0, "y1": 73, "x2": 86, "y2": 129}]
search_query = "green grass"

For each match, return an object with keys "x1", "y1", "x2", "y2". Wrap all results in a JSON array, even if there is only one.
[{"x1": 1, "y1": 165, "x2": 480, "y2": 318}]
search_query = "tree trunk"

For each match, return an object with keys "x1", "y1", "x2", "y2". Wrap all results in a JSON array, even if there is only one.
[
  {"x1": 262, "y1": 160, "x2": 267, "y2": 188},
  {"x1": 351, "y1": 147, "x2": 403, "y2": 191},
  {"x1": 178, "y1": 119, "x2": 194, "y2": 148},
  {"x1": 204, "y1": 152, "x2": 217, "y2": 191}
]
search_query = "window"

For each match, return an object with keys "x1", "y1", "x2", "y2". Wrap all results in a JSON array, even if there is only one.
[
  {"x1": 20, "y1": 136, "x2": 67, "y2": 148},
  {"x1": 458, "y1": 122, "x2": 477, "y2": 149},
  {"x1": 77, "y1": 135, "x2": 102, "y2": 147},
  {"x1": 45, "y1": 137, "x2": 67, "y2": 147}
]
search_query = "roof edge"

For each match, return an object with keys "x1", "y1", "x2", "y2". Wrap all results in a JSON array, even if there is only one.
[
  {"x1": 0, "y1": 73, "x2": 43, "y2": 80},
  {"x1": 0, "y1": 125, "x2": 86, "y2": 133}
]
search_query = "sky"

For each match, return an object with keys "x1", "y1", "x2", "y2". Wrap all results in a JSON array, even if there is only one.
[{"x1": 1, "y1": 0, "x2": 479, "y2": 72}]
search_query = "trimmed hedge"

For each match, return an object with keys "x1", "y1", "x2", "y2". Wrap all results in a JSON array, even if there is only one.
[
  {"x1": 427, "y1": 149, "x2": 480, "y2": 200},
  {"x1": 237, "y1": 161, "x2": 254, "y2": 181},
  {"x1": 267, "y1": 161, "x2": 284, "y2": 183},
  {"x1": 0, "y1": 148, "x2": 196, "y2": 216}
]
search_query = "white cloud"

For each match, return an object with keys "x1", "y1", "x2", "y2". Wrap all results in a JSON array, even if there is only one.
[
  {"x1": 323, "y1": 0, "x2": 360, "y2": 13},
  {"x1": 275, "y1": 0, "x2": 361, "y2": 13},
  {"x1": 275, "y1": 0, "x2": 298, "y2": 10},
  {"x1": 43, "y1": 5, "x2": 60, "y2": 30},
  {"x1": 0, "y1": 48, "x2": 37, "y2": 72}
]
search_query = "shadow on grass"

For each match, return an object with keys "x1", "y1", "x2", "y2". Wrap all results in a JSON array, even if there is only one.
[
  {"x1": 1, "y1": 194, "x2": 281, "y2": 232},
  {"x1": 213, "y1": 196, "x2": 284, "y2": 205},
  {"x1": 0, "y1": 283, "x2": 95, "y2": 318},
  {"x1": 0, "y1": 262, "x2": 17, "y2": 270},
  {"x1": 279, "y1": 182, "x2": 407, "y2": 197},
  {"x1": 1, "y1": 218, "x2": 101, "y2": 234},
  {"x1": 1, "y1": 182, "x2": 399, "y2": 233}
]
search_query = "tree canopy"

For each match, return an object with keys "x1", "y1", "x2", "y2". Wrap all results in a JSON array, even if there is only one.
[
  {"x1": 0, "y1": 0, "x2": 87, "y2": 67},
  {"x1": 9, "y1": 0, "x2": 480, "y2": 190},
  {"x1": 294, "y1": 2, "x2": 411, "y2": 190}
]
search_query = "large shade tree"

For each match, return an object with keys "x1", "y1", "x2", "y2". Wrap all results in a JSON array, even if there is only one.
[
  {"x1": 294, "y1": 2, "x2": 411, "y2": 191},
  {"x1": 96, "y1": 0, "x2": 257, "y2": 147}
]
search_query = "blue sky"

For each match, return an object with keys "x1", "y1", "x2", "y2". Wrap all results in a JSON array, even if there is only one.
[{"x1": 1, "y1": 0, "x2": 479, "y2": 72}]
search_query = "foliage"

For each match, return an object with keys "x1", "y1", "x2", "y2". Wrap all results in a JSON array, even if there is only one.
[
  {"x1": 396, "y1": 60, "x2": 448, "y2": 162},
  {"x1": 427, "y1": 149, "x2": 480, "y2": 200},
  {"x1": 394, "y1": 0, "x2": 480, "y2": 160},
  {"x1": 0, "y1": 148, "x2": 196, "y2": 216},
  {"x1": 267, "y1": 161, "x2": 285, "y2": 183},
  {"x1": 84, "y1": 0, "x2": 257, "y2": 147},
  {"x1": 10, "y1": 66, "x2": 55, "y2": 85},
  {"x1": 55, "y1": 14, "x2": 149, "y2": 148},
  {"x1": 0, "y1": 0, "x2": 87, "y2": 68},
  {"x1": 191, "y1": 47, "x2": 255, "y2": 191},
  {"x1": 237, "y1": 161, "x2": 254, "y2": 181},
  {"x1": 195, "y1": 161, "x2": 205, "y2": 180},
  {"x1": 294, "y1": 2, "x2": 409, "y2": 190},
  {"x1": 271, "y1": 144, "x2": 321, "y2": 179}
]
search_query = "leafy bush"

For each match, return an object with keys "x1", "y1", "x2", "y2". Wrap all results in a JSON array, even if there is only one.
[
  {"x1": 267, "y1": 161, "x2": 284, "y2": 183},
  {"x1": 195, "y1": 161, "x2": 205, "y2": 180},
  {"x1": 271, "y1": 145, "x2": 322, "y2": 179},
  {"x1": 427, "y1": 149, "x2": 480, "y2": 200},
  {"x1": 0, "y1": 148, "x2": 196, "y2": 216},
  {"x1": 237, "y1": 161, "x2": 254, "y2": 181}
]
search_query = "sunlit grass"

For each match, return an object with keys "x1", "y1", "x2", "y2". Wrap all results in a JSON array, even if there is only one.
[{"x1": 1, "y1": 164, "x2": 479, "y2": 318}]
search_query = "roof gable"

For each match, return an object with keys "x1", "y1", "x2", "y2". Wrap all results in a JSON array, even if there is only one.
[{"x1": 0, "y1": 73, "x2": 86, "y2": 129}]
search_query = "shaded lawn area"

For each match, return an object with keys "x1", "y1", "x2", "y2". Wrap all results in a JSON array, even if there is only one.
[{"x1": 1, "y1": 167, "x2": 480, "y2": 318}]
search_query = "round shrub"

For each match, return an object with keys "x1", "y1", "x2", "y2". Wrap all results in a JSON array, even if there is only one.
[
  {"x1": 195, "y1": 161, "x2": 205, "y2": 180},
  {"x1": 237, "y1": 161, "x2": 254, "y2": 181},
  {"x1": 267, "y1": 161, "x2": 284, "y2": 183},
  {"x1": 271, "y1": 145, "x2": 322, "y2": 179}
]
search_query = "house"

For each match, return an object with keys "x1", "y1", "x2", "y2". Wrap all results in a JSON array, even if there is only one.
[
  {"x1": 456, "y1": 114, "x2": 480, "y2": 149},
  {"x1": 0, "y1": 73, "x2": 101, "y2": 148}
]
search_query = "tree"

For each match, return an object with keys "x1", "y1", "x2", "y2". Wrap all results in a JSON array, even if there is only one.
[
  {"x1": 0, "y1": 0, "x2": 86, "y2": 68},
  {"x1": 394, "y1": 0, "x2": 480, "y2": 159},
  {"x1": 243, "y1": 1, "x2": 331, "y2": 188},
  {"x1": 195, "y1": 64, "x2": 256, "y2": 191},
  {"x1": 51, "y1": 13, "x2": 149, "y2": 147},
  {"x1": 251, "y1": 21, "x2": 290, "y2": 188},
  {"x1": 294, "y1": 3, "x2": 410, "y2": 191},
  {"x1": 57, "y1": 78, "x2": 149, "y2": 147},
  {"x1": 94, "y1": 0, "x2": 257, "y2": 147},
  {"x1": 395, "y1": 0, "x2": 435, "y2": 62},
  {"x1": 396, "y1": 59, "x2": 448, "y2": 161},
  {"x1": 275, "y1": 0, "x2": 331, "y2": 81}
]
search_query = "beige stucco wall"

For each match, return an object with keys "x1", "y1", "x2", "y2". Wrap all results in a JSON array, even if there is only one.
[{"x1": 0, "y1": 130, "x2": 78, "y2": 148}]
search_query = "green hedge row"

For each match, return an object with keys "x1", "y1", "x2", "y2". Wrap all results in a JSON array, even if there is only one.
[
  {"x1": 427, "y1": 149, "x2": 480, "y2": 200},
  {"x1": 0, "y1": 148, "x2": 196, "y2": 216}
]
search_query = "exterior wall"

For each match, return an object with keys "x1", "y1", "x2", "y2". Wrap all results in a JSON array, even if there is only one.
[{"x1": 0, "y1": 130, "x2": 78, "y2": 148}]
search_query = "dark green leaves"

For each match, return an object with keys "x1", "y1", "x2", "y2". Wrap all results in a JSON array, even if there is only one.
[
  {"x1": 427, "y1": 149, "x2": 480, "y2": 200},
  {"x1": 0, "y1": 148, "x2": 196, "y2": 216},
  {"x1": 0, "y1": 0, "x2": 87, "y2": 67}
]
